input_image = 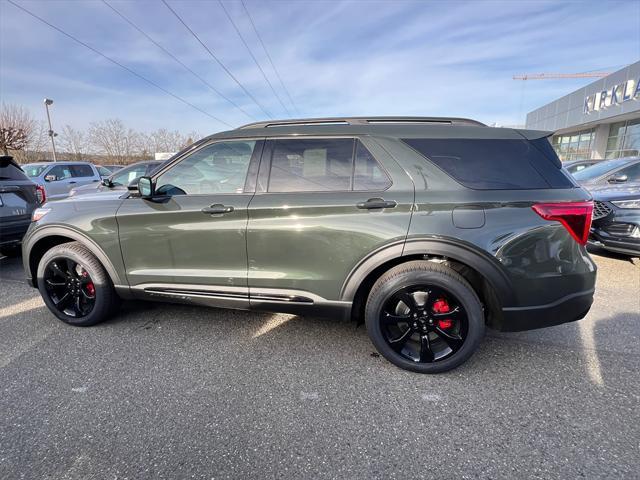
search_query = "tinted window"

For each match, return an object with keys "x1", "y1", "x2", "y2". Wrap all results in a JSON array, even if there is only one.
[
  {"x1": 0, "y1": 161, "x2": 28, "y2": 181},
  {"x1": 268, "y1": 139, "x2": 353, "y2": 192},
  {"x1": 353, "y1": 141, "x2": 391, "y2": 190},
  {"x1": 572, "y1": 159, "x2": 629, "y2": 182},
  {"x1": 23, "y1": 164, "x2": 48, "y2": 177},
  {"x1": 112, "y1": 164, "x2": 149, "y2": 186},
  {"x1": 403, "y1": 138, "x2": 572, "y2": 190},
  {"x1": 70, "y1": 165, "x2": 94, "y2": 177},
  {"x1": 48, "y1": 165, "x2": 72, "y2": 180},
  {"x1": 616, "y1": 162, "x2": 640, "y2": 182},
  {"x1": 157, "y1": 141, "x2": 255, "y2": 195}
]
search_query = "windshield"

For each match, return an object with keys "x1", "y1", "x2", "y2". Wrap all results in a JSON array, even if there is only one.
[
  {"x1": 110, "y1": 163, "x2": 149, "y2": 186},
  {"x1": 22, "y1": 164, "x2": 49, "y2": 177},
  {"x1": 572, "y1": 159, "x2": 629, "y2": 181}
]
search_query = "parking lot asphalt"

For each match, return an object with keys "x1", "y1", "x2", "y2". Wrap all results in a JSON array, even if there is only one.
[{"x1": 0, "y1": 250, "x2": 638, "y2": 480}]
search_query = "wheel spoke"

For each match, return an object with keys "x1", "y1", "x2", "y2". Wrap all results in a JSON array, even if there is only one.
[
  {"x1": 49, "y1": 262, "x2": 68, "y2": 280},
  {"x1": 419, "y1": 334, "x2": 434, "y2": 362},
  {"x1": 46, "y1": 279, "x2": 66, "y2": 287},
  {"x1": 432, "y1": 306, "x2": 461, "y2": 318},
  {"x1": 54, "y1": 292, "x2": 72, "y2": 309},
  {"x1": 65, "y1": 258, "x2": 77, "y2": 278},
  {"x1": 74, "y1": 296, "x2": 83, "y2": 316},
  {"x1": 434, "y1": 327, "x2": 463, "y2": 349},
  {"x1": 389, "y1": 328, "x2": 413, "y2": 350},
  {"x1": 382, "y1": 313, "x2": 410, "y2": 325},
  {"x1": 397, "y1": 292, "x2": 418, "y2": 312}
]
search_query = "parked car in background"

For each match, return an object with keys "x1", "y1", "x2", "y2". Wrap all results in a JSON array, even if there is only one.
[
  {"x1": 563, "y1": 159, "x2": 600, "y2": 175},
  {"x1": 70, "y1": 161, "x2": 162, "y2": 197},
  {"x1": 572, "y1": 157, "x2": 640, "y2": 186},
  {"x1": 588, "y1": 183, "x2": 640, "y2": 256},
  {"x1": 22, "y1": 161, "x2": 102, "y2": 201},
  {"x1": 104, "y1": 165, "x2": 124, "y2": 173},
  {"x1": 22, "y1": 117, "x2": 596, "y2": 374},
  {"x1": 0, "y1": 156, "x2": 43, "y2": 257},
  {"x1": 95, "y1": 165, "x2": 113, "y2": 178}
]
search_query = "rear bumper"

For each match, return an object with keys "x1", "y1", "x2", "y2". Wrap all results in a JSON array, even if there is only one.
[{"x1": 498, "y1": 289, "x2": 594, "y2": 332}]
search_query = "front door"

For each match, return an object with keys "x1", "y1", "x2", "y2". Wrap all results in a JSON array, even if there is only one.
[
  {"x1": 117, "y1": 139, "x2": 263, "y2": 306},
  {"x1": 44, "y1": 164, "x2": 75, "y2": 200},
  {"x1": 246, "y1": 136, "x2": 414, "y2": 304}
]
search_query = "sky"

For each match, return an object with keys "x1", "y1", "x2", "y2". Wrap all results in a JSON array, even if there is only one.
[{"x1": 1, "y1": 0, "x2": 639, "y2": 136}]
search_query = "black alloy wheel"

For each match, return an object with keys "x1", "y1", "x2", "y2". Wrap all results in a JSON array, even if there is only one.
[
  {"x1": 380, "y1": 285, "x2": 467, "y2": 363},
  {"x1": 43, "y1": 257, "x2": 97, "y2": 318},
  {"x1": 365, "y1": 260, "x2": 484, "y2": 373}
]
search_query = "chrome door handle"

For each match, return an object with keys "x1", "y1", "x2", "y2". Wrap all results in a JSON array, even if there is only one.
[
  {"x1": 356, "y1": 198, "x2": 397, "y2": 209},
  {"x1": 201, "y1": 204, "x2": 234, "y2": 214}
]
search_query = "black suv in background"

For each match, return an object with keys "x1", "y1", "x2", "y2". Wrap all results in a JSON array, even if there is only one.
[
  {"x1": 0, "y1": 156, "x2": 43, "y2": 257},
  {"x1": 589, "y1": 183, "x2": 640, "y2": 256},
  {"x1": 22, "y1": 117, "x2": 596, "y2": 373}
]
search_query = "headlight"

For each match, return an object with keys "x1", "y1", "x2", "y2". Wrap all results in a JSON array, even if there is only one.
[
  {"x1": 611, "y1": 199, "x2": 640, "y2": 209},
  {"x1": 32, "y1": 207, "x2": 51, "y2": 222}
]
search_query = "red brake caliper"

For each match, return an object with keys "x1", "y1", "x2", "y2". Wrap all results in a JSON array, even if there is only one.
[
  {"x1": 432, "y1": 298, "x2": 453, "y2": 329},
  {"x1": 81, "y1": 270, "x2": 95, "y2": 297}
]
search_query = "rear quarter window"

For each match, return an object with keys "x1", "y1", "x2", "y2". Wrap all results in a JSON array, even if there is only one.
[
  {"x1": 402, "y1": 138, "x2": 573, "y2": 190},
  {"x1": 0, "y1": 162, "x2": 28, "y2": 181}
]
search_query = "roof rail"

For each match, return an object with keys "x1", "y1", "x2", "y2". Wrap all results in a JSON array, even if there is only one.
[{"x1": 237, "y1": 116, "x2": 486, "y2": 129}]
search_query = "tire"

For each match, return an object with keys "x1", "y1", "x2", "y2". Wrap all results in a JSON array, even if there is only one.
[
  {"x1": 0, "y1": 244, "x2": 21, "y2": 258},
  {"x1": 365, "y1": 260, "x2": 484, "y2": 373},
  {"x1": 36, "y1": 241, "x2": 120, "y2": 326}
]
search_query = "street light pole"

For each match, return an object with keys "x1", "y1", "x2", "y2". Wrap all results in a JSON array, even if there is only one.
[{"x1": 43, "y1": 98, "x2": 57, "y2": 162}]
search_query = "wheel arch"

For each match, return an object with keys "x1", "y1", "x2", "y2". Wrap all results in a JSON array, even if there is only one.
[
  {"x1": 24, "y1": 226, "x2": 124, "y2": 288},
  {"x1": 343, "y1": 238, "x2": 515, "y2": 329}
]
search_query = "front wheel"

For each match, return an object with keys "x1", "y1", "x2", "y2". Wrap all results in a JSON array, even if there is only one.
[
  {"x1": 36, "y1": 241, "x2": 120, "y2": 326},
  {"x1": 365, "y1": 261, "x2": 484, "y2": 373}
]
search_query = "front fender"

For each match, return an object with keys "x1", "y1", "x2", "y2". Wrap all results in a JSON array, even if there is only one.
[{"x1": 22, "y1": 224, "x2": 126, "y2": 289}]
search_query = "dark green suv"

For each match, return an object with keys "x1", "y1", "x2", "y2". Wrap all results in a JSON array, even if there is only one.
[{"x1": 22, "y1": 117, "x2": 596, "y2": 373}]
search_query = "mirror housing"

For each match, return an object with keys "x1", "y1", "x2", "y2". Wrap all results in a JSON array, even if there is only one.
[
  {"x1": 137, "y1": 176, "x2": 154, "y2": 198},
  {"x1": 102, "y1": 178, "x2": 112, "y2": 187},
  {"x1": 44, "y1": 174, "x2": 56, "y2": 182},
  {"x1": 608, "y1": 173, "x2": 628, "y2": 184}
]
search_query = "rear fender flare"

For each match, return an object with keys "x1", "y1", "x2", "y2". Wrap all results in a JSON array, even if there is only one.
[{"x1": 340, "y1": 237, "x2": 516, "y2": 307}]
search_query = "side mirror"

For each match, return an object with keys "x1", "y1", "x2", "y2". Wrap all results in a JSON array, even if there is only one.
[
  {"x1": 102, "y1": 178, "x2": 112, "y2": 187},
  {"x1": 44, "y1": 174, "x2": 56, "y2": 182},
  {"x1": 137, "y1": 176, "x2": 154, "y2": 198},
  {"x1": 608, "y1": 173, "x2": 628, "y2": 184}
]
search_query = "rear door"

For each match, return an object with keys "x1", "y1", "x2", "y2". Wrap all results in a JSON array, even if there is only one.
[
  {"x1": 70, "y1": 164, "x2": 100, "y2": 190},
  {"x1": 116, "y1": 139, "x2": 263, "y2": 303},
  {"x1": 246, "y1": 136, "x2": 414, "y2": 303}
]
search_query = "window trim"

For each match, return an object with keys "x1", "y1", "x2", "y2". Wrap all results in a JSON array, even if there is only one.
[
  {"x1": 257, "y1": 135, "x2": 393, "y2": 195},
  {"x1": 149, "y1": 137, "x2": 265, "y2": 197}
]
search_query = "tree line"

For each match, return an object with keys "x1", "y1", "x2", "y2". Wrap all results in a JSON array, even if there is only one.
[{"x1": 0, "y1": 103, "x2": 201, "y2": 165}]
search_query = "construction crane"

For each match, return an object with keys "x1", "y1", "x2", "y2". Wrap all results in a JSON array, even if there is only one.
[{"x1": 513, "y1": 72, "x2": 611, "y2": 80}]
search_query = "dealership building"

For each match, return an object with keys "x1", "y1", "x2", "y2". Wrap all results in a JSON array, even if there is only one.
[{"x1": 525, "y1": 60, "x2": 640, "y2": 162}]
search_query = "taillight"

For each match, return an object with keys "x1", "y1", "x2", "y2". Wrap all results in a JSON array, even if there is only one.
[
  {"x1": 36, "y1": 184, "x2": 46, "y2": 204},
  {"x1": 531, "y1": 201, "x2": 593, "y2": 245}
]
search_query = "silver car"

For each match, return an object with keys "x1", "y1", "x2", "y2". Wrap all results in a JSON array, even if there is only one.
[{"x1": 22, "y1": 162, "x2": 102, "y2": 201}]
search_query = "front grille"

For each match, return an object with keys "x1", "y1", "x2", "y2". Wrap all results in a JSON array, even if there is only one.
[
  {"x1": 592, "y1": 201, "x2": 613, "y2": 220},
  {"x1": 604, "y1": 223, "x2": 636, "y2": 237}
]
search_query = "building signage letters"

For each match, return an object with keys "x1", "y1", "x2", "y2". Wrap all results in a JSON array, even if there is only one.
[{"x1": 584, "y1": 78, "x2": 640, "y2": 114}]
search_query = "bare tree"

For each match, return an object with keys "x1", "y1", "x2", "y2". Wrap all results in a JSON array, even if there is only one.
[
  {"x1": 0, "y1": 104, "x2": 34, "y2": 156},
  {"x1": 60, "y1": 125, "x2": 90, "y2": 161},
  {"x1": 145, "y1": 128, "x2": 187, "y2": 154},
  {"x1": 88, "y1": 119, "x2": 145, "y2": 164}
]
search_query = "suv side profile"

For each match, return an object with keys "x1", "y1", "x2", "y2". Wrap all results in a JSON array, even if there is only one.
[
  {"x1": 22, "y1": 117, "x2": 596, "y2": 373},
  {"x1": 22, "y1": 161, "x2": 102, "y2": 201}
]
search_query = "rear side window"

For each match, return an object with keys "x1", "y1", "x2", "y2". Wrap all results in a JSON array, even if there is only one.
[
  {"x1": 403, "y1": 138, "x2": 573, "y2": 190},
  {"x1": 0, "y1": 160, "x2": 28, "y2": 181},
  {"x1": 48, "y1": 165, "x2": 72, "y2": 180},
  {"x1": 70, "y1": 165, "x2": 95, "y2": 177},
  {"x1": 267, "y1": 139, "x2": 391, "y2": 192}
]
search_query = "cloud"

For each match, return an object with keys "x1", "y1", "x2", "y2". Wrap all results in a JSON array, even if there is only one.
[{"x1": 1, "y1": 0, "x2": 638, "y2": 134}]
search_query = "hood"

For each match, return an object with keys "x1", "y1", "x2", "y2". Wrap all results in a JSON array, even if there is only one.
[
  {"x1": 588, "y1": 183, "x2": 640, "y2": 201},
  {"x1": 68, "y1": 189, "x2": 129, "y2": 202}
]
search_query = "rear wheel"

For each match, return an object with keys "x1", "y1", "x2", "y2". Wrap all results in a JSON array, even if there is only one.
[
  {"x1": 36, "y1": 242, "x2": 119, "y2": 326},
  {"x1": 365, "y1": 260, "x2": 484, "y2": 373}
]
